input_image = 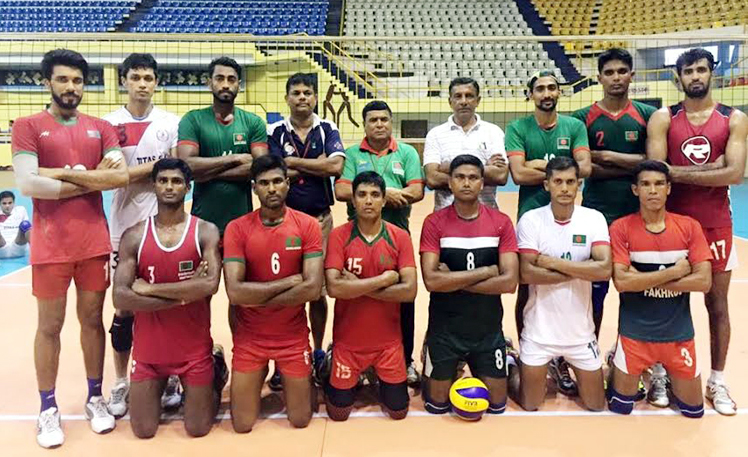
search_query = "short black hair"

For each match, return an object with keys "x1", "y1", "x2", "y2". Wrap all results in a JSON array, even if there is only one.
[
  {"x1": 120, "y1": 53, "x2": 158, "y2": 80},
  {"x1": 208, "y1": 56, "x2": 242, "y2": 79},
  {"x1": 362, "y1": 100, "x2": 392, "y2": 121},
  {"x1": 449, "y1": 154, "x2": 484, "y2": 176},
  {"x1": 545, "y1": 156, "x2": 580, "y2": 179},
  {"x1": 251, "y1": 154, "x2": 287, "y2": 180},
  {"x1": 0, "y1": 190, "x2": 15, "y2": 201},
  {"x1": 352, "y1": 171, "x2": 386, "y2": 195},
  {"x1": 449, "y1": 77, "x2": 480, "y2": 97},
  {"x1": 598, "y1": 48, "x2": 633, "y2": 73},
  {"x1": 41, "y1": 49, "x2": 88, "y2": 81},
  {"x1": 633, "y1": 160, "x2": 671, "y2": 182},
  {"x1": 151, "y1": 157, "x2": 193, "y2": 183},
  {"x1": 286, "y1": 72, "x2": 316, "y2": 94},
  {"x1": 676, "y1": 48, "x2": 716, "y2": 76}
]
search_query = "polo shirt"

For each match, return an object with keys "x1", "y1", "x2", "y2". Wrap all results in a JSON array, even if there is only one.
[
  {"x1": 268, "y1": 114, "x2": 346, "y2": 216},
  {"x1": 423, "y1": 114, "x2": 507, "y2": 211},
  {"x1": 338, "y1": 137, "x2": 423, "y2": 231}
]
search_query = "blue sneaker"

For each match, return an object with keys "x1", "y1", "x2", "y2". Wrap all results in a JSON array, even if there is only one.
[{"x1": 313, "y1": 348, "x2": 327, "y2": 386}]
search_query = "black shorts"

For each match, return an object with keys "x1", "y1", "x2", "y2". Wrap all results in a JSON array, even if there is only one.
[{"x1": 423, "y1": 330, "x2": 507, "y2": 381}]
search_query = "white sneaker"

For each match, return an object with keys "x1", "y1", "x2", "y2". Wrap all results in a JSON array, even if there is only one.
[
  {"x1": 108, "y1": 382, "x2": 129, "y2": 418},
  {"x1": 706, "y1": 382, "x2": 737, "y2": 416},
  {"x1": 161, "y1": 375, "x2": 182, "y2": 409},
  {"x1": 85, "y1": 396, "x2": 115, "y2": 434},
  {"x1": 37, "y1": 407, "x2": 64, "y2": 448},
  {"x1": 406, "y1": 362, "x2": 421, "y2": 386},
  {"x1": 647, "y1": 374, "x2": 670, "y2": 408}
]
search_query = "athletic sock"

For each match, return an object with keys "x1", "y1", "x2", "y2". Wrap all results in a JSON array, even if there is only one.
[
  {"x1": 87, "y1": 378, "x2": 103, "y2": 402},
  {"x1": 708, "y1": 370, "x2": 725, "y2": 385},
  {"x1": 487, "y1": 401, "x2": 507, "y2": 415},
  {"x1": 606, "y1": 385, "x2": 636, "y2": 415},
  {"x1": 113, "y1": 376, "x2": 129, "y2": 387},
  {"x1": 674, "y1": 397, "x2": 704, "y2": 419},
  {"x1": 40, "y1": 388, "x2": 57, "y2": 412}
]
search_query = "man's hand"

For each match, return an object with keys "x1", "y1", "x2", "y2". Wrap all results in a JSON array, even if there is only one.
[
  {"x1": 38, "y1": 167, "x2": 60, "y2": 179},
  {"x1": 438, "y1": 262, "x2": 450, "y2": 272},
  {"x1": 98, "y1": 152, "x2": 124, "y2": 170},
  {"x1": 438, "y1": 160, "x2": 451, "y2": 174},
  {"x1": 341, "y1": 269, "x2": 358, "y2": 280},
  {"x1": 672, "y1": 258, "x2": 692, "y2": 278},
  {"x1": 385, "y1": 188, "x2": 409, "y2": 207},
  {"x1": 536, "y1": 254, "x2": 557, "y2": 270},
  {"x1": 488, "y1": 153, "x2": 507, "y2": 168},
  {"x1": 194, "y1": 260, "x2": 209, "y2": 278},
  {"x1": 132, "y1": 278, "x2": 151, "y2": 296},
  {"x1": 382, "y1": 270, "x2": 400, "y2": 285},
  {"x1": 525, "y1": 159, "x2": 548, "y2": 171},
  {"x1": 590, "y1": 150, "x2": 609, "y2": 165}
]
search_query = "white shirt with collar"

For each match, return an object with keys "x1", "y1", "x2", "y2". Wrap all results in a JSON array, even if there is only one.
[{"x1": 423, "y1": 114, "x2": 507, "y2": 211}]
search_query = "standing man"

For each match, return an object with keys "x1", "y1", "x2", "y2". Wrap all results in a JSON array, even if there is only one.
[
  {"x1": 103, "y1": 53, "x2": 182, "y2": 417},
  {"x1": 516, "y1": 157, "x2": 610, "y2": 412},
  {"x1": 505, "y1": 70, "x2": 591, "y2": 396},
  {"x1": 572, "y1": 48, "x2": 656, "y2": 340},
  {"x1": 0, "y1": 190, "x2": 31, "y2": 259},
  {"x1": 424, "y1": 77, "x2": 509, "y2": 211},
  {"x1": 334, "y1": 100, "x2": 424, "y2": 384},
  {"x1": 268, "y1": 72, "x2": 346, "y2": 387},
  {"x1": 324, "y1": 171, "x2": 417, "y2": 421},
  {"x1": 113, "y1": 158, "x2": 226, "y2": 438},
  {"x1": 647, "y1": 48, "x2": 748, "y2": 415},
  {"x1": 420, "y1": 154, "x2": 519, "y2": 416},
  {"x1": 223, "y1": 154, "x2": 323, "y2": 433},
  {"x1": 608, "y1": 160, "x2": 712, "y2": 418},
  {"x1": 177, "y1": 56, "x2": 268, "y2": 237},
  {"x1": 12, "y1": 49, "x2": 128, "y2": 448}
]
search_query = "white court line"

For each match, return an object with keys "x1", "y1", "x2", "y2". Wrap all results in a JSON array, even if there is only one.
[{"x1": 0, "y1": 408, "x2": 744, "y2": 422}]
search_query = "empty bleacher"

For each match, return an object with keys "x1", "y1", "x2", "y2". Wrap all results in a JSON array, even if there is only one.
[
  {"x1": 598, "y1": 0, "x2": 747, "y2": 34},
  {"x1": 343, "y1": 0, "x2": 562, "y2": 98},
  {"x1": 0, "y1": 0, "x2": 137, "y2": 32},
  {"x1": 132, "y1": 0, "x2": 329, "y2": 34},
  {"x1": 532, "y1": 0, "x2": 594, "y2": 36}
]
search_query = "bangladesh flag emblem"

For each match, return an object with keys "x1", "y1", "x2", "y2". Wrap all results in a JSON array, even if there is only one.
[
  {"x1": 557, "y1": 137, "x2": 570, "y2": 149},
  {"x1": 285, "y1": 236, "x2": 302, "y2": 251},
  {"x1": 392, "y1": 161, "x2": 404, "y2": 176},
  {"x1": 233, "y1": 133, "x2": 247, "y2": 145},
  {"x1": 179, "y1": 260, "x2": 194, "y2": 272},
  {"x1": 625, "y1": 131, "x2": 639, "y2": 142},
  {"x1": 572, "y1": 234, "x2": 587, "y2": 246}
]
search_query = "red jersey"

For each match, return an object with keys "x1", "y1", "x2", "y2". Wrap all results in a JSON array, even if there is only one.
[
  {"x1": 133, "y1": 215, "x2": 212, "y2": 364},
  {"x1": 11, "y1": 111, "x2": 121, "y2": 264},
  {"x1": 223, "y1": 208, "x2": 323, "y2": 344},
  {"x1": 325, "y1": 221, "x2": 416, "y2": 350},
  {"x1": 667, "y1": 103, "x2": 733, "y2": 228}
]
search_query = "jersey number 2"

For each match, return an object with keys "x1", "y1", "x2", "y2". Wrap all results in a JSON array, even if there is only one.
[{"x1": 596, "y1": 131, "x2": 605, "y2": 147}]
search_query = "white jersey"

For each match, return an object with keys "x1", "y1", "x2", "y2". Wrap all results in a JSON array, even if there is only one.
[
  {"x1": 0, "y1": 205, "x2": 29, "y2": 241},
  {"x1": 104, "y1": 106, "x2": 179, "y2": 250},
  {"x1": 517, "y1": 204, "x2": 610, "y2": 345}
]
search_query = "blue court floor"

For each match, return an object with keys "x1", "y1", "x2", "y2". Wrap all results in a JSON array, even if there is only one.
[{"x1": 2, "y1": 180, "x2": 748, "y2": 277}]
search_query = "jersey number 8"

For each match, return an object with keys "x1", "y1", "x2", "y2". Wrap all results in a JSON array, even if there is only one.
[{"x1": 466, "y1": 252, "x2": 475, "y2": 270}]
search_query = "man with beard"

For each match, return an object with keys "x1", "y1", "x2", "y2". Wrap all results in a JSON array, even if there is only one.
[
  {"x1": 647, "y1": 48, "x2": 748, "y2": 416},
  {"x1": 571, "y1": 48, "x2": 655, "y2": 347},
  {"x1": 11, "y1": 49, "x2": 129, "y2": 448},
  {"x1": 177, "y1": 56, "x2": 268, "y2": 237},
  {"x1": 505, "y1": 70, "x2": 591, "y2": 398}
]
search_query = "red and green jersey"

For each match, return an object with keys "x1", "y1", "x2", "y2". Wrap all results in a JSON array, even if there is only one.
[
  {"x1": 573, "y1": 100, "x2": 656, "y2": 225},
  {"x1": 223, "y1": 208, "x2": 322, "y2": 344},
  {"x1": 325, "y1": 220, "x2": 416, "y2": 350},
  {"x1": 11, "y1": 111, "x2": 121, "y2": 265},
  {"x1": 178, "y1": 107, "x2": 267, "y2": 234}
]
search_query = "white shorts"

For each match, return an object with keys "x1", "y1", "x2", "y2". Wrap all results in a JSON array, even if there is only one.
[
  {"x1": 0, "y1": 242, "x2": 28, "y2": 259},
  {"x1": 520, "y1": 337, "x2": 603, "y2": 372}
]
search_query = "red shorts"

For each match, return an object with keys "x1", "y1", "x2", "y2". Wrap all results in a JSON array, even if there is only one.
[
  {"x1": 612, "y1": 335, "x2": 700, "y2": 380},
  {"x1": 330, "y1": 342, "x2": 406, "y2": 390},
  {"x1": 232, "y1": 338, "x2": 311, "y2": 378},
  {"x1": 32, "y1": 255, "x2": 110, "y2": 299},
  {"x1": 131, "y1": 353, "x2": 214, "y2": 386},
  {"x1": 702, "y1": 226, "x2": 737, "y2": 273}
]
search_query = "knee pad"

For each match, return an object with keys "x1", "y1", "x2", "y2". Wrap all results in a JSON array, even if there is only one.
[
  {"x1": 379, "y1": 380, "x2": 409, "y2": 414},
  {"x1": 674, "y1": 397, "x2": 704, "y2": 419},
  {"x1": 487, "y1": 401, "x2": 507, "y2": 415},
  {"x1": 606, "y1": 385, "x2": 635, "y2": 415},
  {"x1": 109, "y1": 314, "x2": 134, "y2": 352},
  {"x1": 324, "y1": 382, "x2": 355, "y2": 408},
  {"x1": 422, "y1": 388, "x2": 450, "y2": 415}
]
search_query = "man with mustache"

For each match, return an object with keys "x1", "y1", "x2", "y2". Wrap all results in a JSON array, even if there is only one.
[
  {"x1": 268, "y1": 73, "x2": 346, "y2": 389},
  {"x1": 647, "y1": 48, "x2": 748, "y2": 416},
  {"x1": 12, "y1": 48, "x2": 129, "y2": 448},
  {"x1": 505, "y1": 70, "x2": 591, "y2": 398}
]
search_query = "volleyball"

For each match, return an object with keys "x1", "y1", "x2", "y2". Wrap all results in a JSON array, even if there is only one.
[{"x1": 449, "y1": 377, "x2": 490, "y2": 421}]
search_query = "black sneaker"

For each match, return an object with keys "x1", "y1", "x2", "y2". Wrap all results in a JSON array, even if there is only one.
[
  {"x1": 212, "y1": 344, "x2": 229, "y2": 395},
  {"x1": 549, "y1": 357, "x2": 578, "y2": 397},
  {"x1": 268, "y1": 369, "x2": 283, "y2": 391}
]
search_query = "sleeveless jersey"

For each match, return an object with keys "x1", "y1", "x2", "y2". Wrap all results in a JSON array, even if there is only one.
[
  {"x1": 133, "y1": 214, "x2": 212, "y2": 364},
  {"x1": 667, "y1": 103, "x2": 733, "y2": 228},
  {"x1": 104, "y1": 106, "x2": 179, "y2": 250},
  {"x1": 420, "y1": 204, "x2": 518, "y2": 337}
]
